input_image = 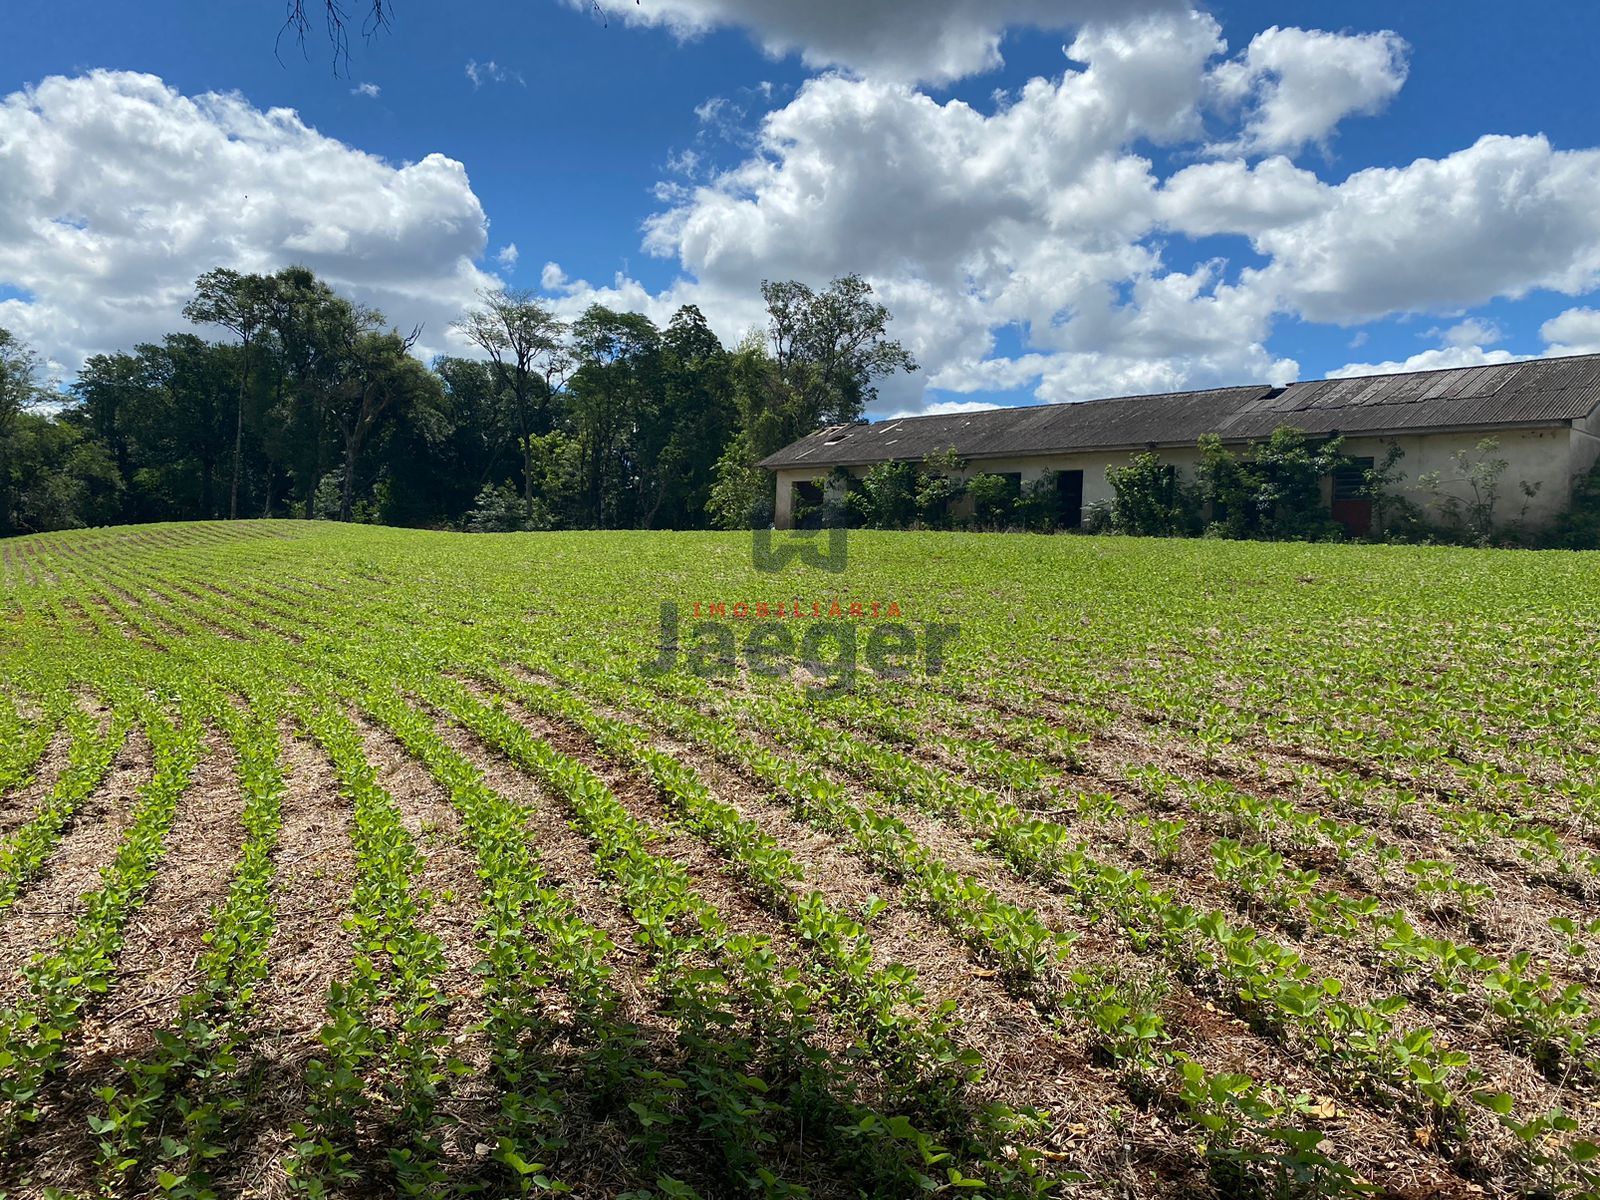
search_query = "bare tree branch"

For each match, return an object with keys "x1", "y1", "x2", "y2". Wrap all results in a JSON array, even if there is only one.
[
  {"x1": 277, "y1": 0, "x2": 394, "y2": 75},
  {"x1": 275, "y1": 1, "x2": 625, "y2": 73}
]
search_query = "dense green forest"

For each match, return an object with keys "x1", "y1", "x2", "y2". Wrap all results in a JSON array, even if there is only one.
[{"x1": 0, "y1": 268, "x2": 915, "y2": 536}]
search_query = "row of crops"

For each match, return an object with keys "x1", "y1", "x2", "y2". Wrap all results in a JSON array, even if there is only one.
[{"x1": 0, "y1": 520, "x2": 1596, "y2": 1198}]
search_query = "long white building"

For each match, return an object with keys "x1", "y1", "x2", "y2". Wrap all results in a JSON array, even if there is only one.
[{"x1": 761, "y1": 354, "x2": 1600, "y2": 535}]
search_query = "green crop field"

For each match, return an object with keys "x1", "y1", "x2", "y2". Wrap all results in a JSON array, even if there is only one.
[{"x1": 0, "y1": 521, "x2": 1597, "y2": 1200}]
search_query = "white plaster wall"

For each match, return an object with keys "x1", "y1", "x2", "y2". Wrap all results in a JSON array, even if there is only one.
[
  {"x1": 1335, "y1": 428, "x2": 1572, "y2": 530},
  {"x1": 770, "y1": 425, "x2": 1580, "y2": 531},
  {"x1": 771, "y1": 467, "x2": 808, "y2": 527}
]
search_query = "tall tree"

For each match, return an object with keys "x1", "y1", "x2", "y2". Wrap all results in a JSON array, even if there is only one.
[
  {"x1": 709, "y1": 276, "x2": 917, "y2": 529},
  {"x1": 263, "y1": 267, "x2": 378, "y2": 511},
  {"x1": 432, "y1": 356, "x2": 509, "y2": 490},
  {"x1": 759, "y1": 273, "x2": 918, "y2": 452},
  {"x1": 2, "y1": 414, "x2": 122, "y2": 534},
  {"x1": 641, "y1": 305, "x2": 734, "y2": 528},
  {"x1": 327, "y1": 326, "x2": 438, "y2": 521},
  {"x1": 568, "y1": 305, "x2": 661, "y2": 528},
  {"x1": 0, "y1": 328, "x2": 46, "y2": 536},
  {"x1": 452, "y1": 290, "x2": 569, "y2": 521},
  {"x1": 72, "y1": 350, "x2": 144, "y2": 515},
  {"x1": 74, "y1": 338, "x2": 241, "y2": 521},
  {"x1": 183, "y1": 268, "x2": 273, "y2": 518}
]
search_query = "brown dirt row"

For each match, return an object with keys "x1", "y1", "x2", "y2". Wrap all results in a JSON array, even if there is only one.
[
  {"x1": 78, "y1": 591, "x2": 165, "y2": 649},
  {"x1": 79, "y1": 731, "x2": 246, "y2": 1057},
  {"x1": 822, "y1": 696, "x2": 1589, "y2": 1095},
  {"x1": 13, "y1": 730, "x2": 249, "y2": 1195},
  {"x1": 177, "y1": 581, "x2": 308, "y2": 645},
  {"x1": 491, "y1": 674, "x2": 1488, "y2": 1198},
  {"x1": 807, "y1": 695, "x2": 1600, "y2": 991},
  {"x1": 348, "y1": 711, "x2": 500, "y2": 1181},
  {"x1": 159, "y1": 590, "x2": 250, "y2": 642},
  {"x1": 561, "y1": 676, "x2": 1538, "y2": 1197},
  {"x1": 496, "y1": 678, "x2": 1211, "y2": 1193},
  {"x1": 18, "y1": 546, "x2": 59, "y2": 587},
  {"x1": 1085, "y1": 689, "x2": 1595, "y2": 847},
  {"x1": 88, "y1": 690, "x2": 826, "y2": 1198},
  {"x1": 11, "y1": 546, "x2": 38, "y2": 587},
  {"x1": 419, "y1": 701, "x2": 869, "y2": 1199},
  {"x1": 432, "y1": 704, "x2": 928, "y2": 1200},
  {"x1": 224, "y1": 721, "x2": 360, "y2": 1200},
  {"x1": 655, "y1": 681, "x2": 1404, "y2": 1001},
  {"x1": 0, "y1": 729, "x2": 153, "y2": 1007},
  {"x1": 805, "y1": 692, "x2": 1600, "y2": 1006},
  {"x1": 93, "y1": 578, "x2": 193, "y2": 641},
  {"x1": 421, "y1": 712, "x2": 663, "y2": 1032},
  {"x1": 952, "y1": 677, "x2": 1503, "y2": 815},
  {"x1": 6, "y1": 690, "x2": 45, "y2": 723},
  {"x1": 1065, "y1": 710, "x2": 1600, "y2": 907},
  {"x1": 54, "y1": 597, "x2": 100, "y2": 639},
  {"x1": 0, "y1": 728, "x2": 70, "y2": 838},
  {"x1": 398, "y1": 710, "x2": 736, "y2": 1196},
  {"x1": 904, "y1": 736, "x2": 1593, "y2": 1184},
  {"x1": 753, "y1": 675, "x2": 1600, "y2": 979}
]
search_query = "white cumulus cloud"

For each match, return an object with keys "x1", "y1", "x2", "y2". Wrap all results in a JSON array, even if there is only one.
[
  {"x1": 883, "y1": 398, "x2": 1011, "y2": 419},
  {"x1": 575, "y1": 0, "x2": 1187, "y2": 84},
  {"x1": 1207, "y1": 26, "x2": 1408, "y2": 157},
  {"x1": 19, "y1": 9, "x2": 1596, "y2": 422},
  {"x1": 1433, "y1": 317, "x2": 1502, "y2": 348},
  {"x1": 1328, "y1": 345, "x2": 1520, "y2": 378},
  {"x1": 0, "y1": 70, "x2": 497, "y2": 369},
  {"x1": 1239, "y1": 135, "x2": 1600, "y2": 324},
  {"x1": 609, "y1": 11, "x2": 1299, "y2": 410},
  {"x1": 1329, "y1": 318, "x2": 1516, "y2": 377},
  {"x1": 1540, "y1": 307, "x2": 1600, "y2": 356},
  {"x1": 477, "y1": 9, "x2": 1600, "y2": 412},
  {"x1": 537, "y1": 7, "x2": 1600, "y2": 415}
]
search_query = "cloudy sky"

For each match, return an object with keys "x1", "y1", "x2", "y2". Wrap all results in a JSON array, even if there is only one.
[{"x1": 5, "y1": 0, "x2": 1600, "y2": 416}]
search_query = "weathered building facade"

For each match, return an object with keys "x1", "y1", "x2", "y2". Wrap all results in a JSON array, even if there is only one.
[{"x1": 760, "y1": 355, "x2": 1600, "y2": 535}]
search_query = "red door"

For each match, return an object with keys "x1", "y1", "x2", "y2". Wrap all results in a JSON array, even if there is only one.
[
  {"x1": 1331, "y1": 458, "x2": 1374, "y2": 536},
  {"x1": 1331, "y1": 497, "x2": 1372, "y2": 537}
]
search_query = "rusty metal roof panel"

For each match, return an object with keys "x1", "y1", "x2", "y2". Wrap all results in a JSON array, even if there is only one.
[{"x1": 757, "y1": 352, "x2": 1600, "y2": 470}]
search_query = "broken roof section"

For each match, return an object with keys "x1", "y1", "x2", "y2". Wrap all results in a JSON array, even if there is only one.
[{"x1": 759, "y1": 353, "x2": 1600, "y2": 470}]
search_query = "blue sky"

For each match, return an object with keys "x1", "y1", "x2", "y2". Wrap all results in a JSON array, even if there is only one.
[{"x1": 5, "y1": 0, "x2": 1600, "y2": 416}]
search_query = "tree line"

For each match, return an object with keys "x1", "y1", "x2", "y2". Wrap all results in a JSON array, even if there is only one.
[{"x1": 0, "y1": 268, "x2": 916, "y2": 537}]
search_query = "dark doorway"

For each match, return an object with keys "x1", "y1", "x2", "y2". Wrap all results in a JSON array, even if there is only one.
[
  {"x1": 1055, "y1": 470, "x2": 1084, "y2": 529},
  {"x1": 791, "y1": 480, "x2": 825, "y2": 528},
  {"x1": 843, "y1": 475, "x2": 866, "y2": 527},
  {"x1": 1331, "y1": 459, "x2": 1373, "y2": 537}
]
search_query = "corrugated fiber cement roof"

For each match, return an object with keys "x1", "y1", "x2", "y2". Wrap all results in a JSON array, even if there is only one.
[{"x1": 759, "y1": 352, "x2": 1600, "y2": 471}]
